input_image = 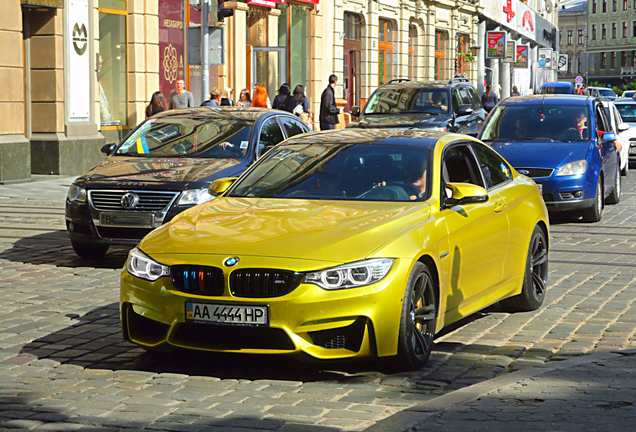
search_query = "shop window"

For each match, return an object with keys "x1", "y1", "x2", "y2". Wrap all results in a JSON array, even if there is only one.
[
  {"x1": 98, "y1": 2, "x2": 127, "y2": 127},
  {"x1": 379, "y1": 19, "x2": 395, "y2": 86},
  {"x1": 435, "y1": 30, "x2": 448, "y2": 81},
  {"x1": 278, "y1": 4, "x2": 311, "y2": 97},
  {"x1": 344, "y1": 13, "x2": 362, "y2": 110},
  {"x1": 408, "y1": 25, "x2": 417, "y2": 80}
]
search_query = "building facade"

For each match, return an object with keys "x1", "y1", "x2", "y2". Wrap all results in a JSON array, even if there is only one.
[{"x1": 557, "y1": 0, "x2": 587, "y2": 81}]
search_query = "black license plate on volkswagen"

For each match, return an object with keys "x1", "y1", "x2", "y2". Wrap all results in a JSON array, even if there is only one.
[{"x1": 185, "y1": 302, "x2": 269, "y2": 326}]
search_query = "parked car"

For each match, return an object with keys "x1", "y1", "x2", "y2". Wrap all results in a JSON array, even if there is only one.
[
  {"x1": 348, "y1": 78, "x2": 487, "y2": 135},
  {"x1": 478, "y1": 95, "x2": 620, "y2": 222},
  {"x1": 600, "y1": 100, "x2": 633, "y2": 176},
  {"x1": 538, "y1": 82, "x2": 576, "y2": 95},
  {"x1": 614, "y1": 98, "x2": 636, "y2": 165},
  {"x1": 120, "y1": 128, "x2": 549, "y2": 370},
  {"x1": 65, "y1": 107, "x2": 311, "y2": 259},
  {"x1": 588, "y1": 86, "x2": 617, "y2": 100},
  {"x1": 619, "y1": 90, "x2": 635, "y2": 99}
]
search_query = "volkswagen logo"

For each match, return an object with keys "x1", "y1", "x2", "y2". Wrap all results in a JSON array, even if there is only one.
[
  {"x1": 120, "y1": 192, "x2": 139, "y2": 210},
  {"x1": 224, "y1": 257, "x2": 240, "y2": 267},
  {"x1": 518, "y1": 170, "x2": 530, "y2": 175}
]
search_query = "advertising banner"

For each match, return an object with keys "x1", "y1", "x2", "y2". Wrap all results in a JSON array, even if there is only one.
[
  {"x1": 551, "y1": 51, "x2": 558, "y2": 70},
  {"x1": 504, "y1": 40, "x2": 516, "y2": 63},
  {"x1": 558, "y1": 54, "x2": 568, "y2": 72},
  {"x1": 513, "y1": 44, "x2": 529, "y2": 68},
  {"x1": 538, "y1": 48, "x2": 553, "y2": 68},
  {"x1": 159, "y1": 0, "x2": 185, "y2": 100},
  {"x1": 68, "y1": 0, "x2": 90, "y2": 121},
  {"x1": 487, "y1": 31, "x2": 506, "y2": 59},
  {"x1": 516, "y1": 1, "x2": 536, "y2": 41}
]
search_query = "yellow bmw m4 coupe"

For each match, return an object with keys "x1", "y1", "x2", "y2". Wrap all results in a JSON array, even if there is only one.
[{"x1": 120, "y1": 129, "x2": 549, "y2": 370}]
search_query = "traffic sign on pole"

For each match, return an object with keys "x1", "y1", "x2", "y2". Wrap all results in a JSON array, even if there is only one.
[{"x1": 575, "y1": 76, "x2": 583, "y2": 83}]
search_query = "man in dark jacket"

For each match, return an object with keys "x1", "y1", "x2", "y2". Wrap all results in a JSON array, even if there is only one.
[{"x1": 320, "y1": 74, "x2": 341, "y2": 130}]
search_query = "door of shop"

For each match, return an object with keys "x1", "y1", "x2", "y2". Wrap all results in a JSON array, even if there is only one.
[
  {"x1": 343, "y1": 50, "x2": 360, "y2": 112},
  {"x1": 252, "y1": 47, "x2": 287, "y2": 102}
]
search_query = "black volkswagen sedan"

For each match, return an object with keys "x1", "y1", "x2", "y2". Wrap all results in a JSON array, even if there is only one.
[{"x1": 66, "y1": 107, "x2": 310, "y2": 258}]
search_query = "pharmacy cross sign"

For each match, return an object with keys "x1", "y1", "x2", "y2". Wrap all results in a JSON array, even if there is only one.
[{"x1": 503, "y1": 0, "x2": 515, "y2": 22}]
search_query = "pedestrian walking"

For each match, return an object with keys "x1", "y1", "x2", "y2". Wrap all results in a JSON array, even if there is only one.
[
  {"x1": 253, "y1": 83, "x2": 272, "y2": 108},
  {"x1": 511, "y1": 86, "x2": 520, "y2": 97},
  {"x1": 481, "y1": 84, "x2": 498, "y2": 113},
  {"x1": 252, "y1": 85, "x2": 269, "y2": 108},
  {"x1": 201, "y1": 87, "x2": 222, "y2": 107},
  {"x1": 221, "y1": 87, "x2": 234, "y2": 106},
  {"x1": 145, "y1": 91, "x2": 168, "y2": 118},
  {"x1": 290, "y1": 84, "x2": 311, "y2": 126},
  {"x1": 168, "y1": 79, "x2": 194, "y2": 109},
  {"x1": 237, "y1": 88, "x2": 252, "y2": 107},
  {"x1": 319, "y1": 74, "x2": 341, "y2": 131},
  {"x1": 272, "y1": 83, "x2": 292, "y2": 112}
]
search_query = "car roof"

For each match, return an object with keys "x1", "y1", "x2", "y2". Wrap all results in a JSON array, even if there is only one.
[
  {"x1": 614, "y1": 98, "x2": 636, "y2": 104},
  {"x1": 497, "y1": 94, "x2": 594, "y2": 105},
  {"x1": 150, "y1": 106, "x2": 287, "y2": 121},
  {"x1": 541, "y1": 82, "x2": 573, "y2": 87},
  {"x1": 374, "y1": 79, "x2": 471, "y2": 91},
  {"x1": 281, "y1": 128, "x2": 447, "y2": 148}
]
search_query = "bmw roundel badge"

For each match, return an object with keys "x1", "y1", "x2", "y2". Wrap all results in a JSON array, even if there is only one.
[{"x1": 224, "y1": 257, "x2": 240, "y2": 267}]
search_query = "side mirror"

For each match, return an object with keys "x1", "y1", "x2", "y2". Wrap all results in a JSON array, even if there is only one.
[
  {"x1": 456, "y1": 104, "x2": 474, "y2": 116},
  {"x1": 208, "y1": 177, "x2": 238, "y2": 197},
  {"x1": 443, "y1": 182, "x2": 489, "y2": 208},
  {"x1": 101, "y1": 143, "x2": 117, "y2": 156},
  {"x1": 602, "y1": 132, "x2": 617, "y2": 142},
  {"x1": 351, "y1": 106, "x2": 361, "y2": 117},
  {"x1": 618, "y1": 122, "x2": 630, "y2": 132}
]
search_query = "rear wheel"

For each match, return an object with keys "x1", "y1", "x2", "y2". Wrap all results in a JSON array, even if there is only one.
[
  {"x1": 500, "y1": 225, "x2": 548, "y2": 312},
  {"x1": 71, "y1": 240, "x2": 109, "y2": 259},
  {"x1": 582, "y1": 178, "x2": 603, "y2": 222},
  {"x1": 388, "y1": 262, "x2": 437, "y2": 371},
  {"x1": 606, "y1": 169, "x2": 621, "y2": 204},
  {"x1": 621, "y1": 157, "x2": 629, "y2": 176}
]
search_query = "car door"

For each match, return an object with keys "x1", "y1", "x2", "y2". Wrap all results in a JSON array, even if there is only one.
[
  {"x1": 450, "y1": 88, "x2": 468, "y2": 134},
  {"x1": 594, "y1": 103, "x2": 618, "y2": 195},
  {"x1": 440, "y1": 143, "x2": 510, "y2": 313},
  {"x1": 611, "y1": 104, "x2": 629, "y2": 170},
  {"x1": 256, "y1": 117, "x2": 286, "y2": 159}
]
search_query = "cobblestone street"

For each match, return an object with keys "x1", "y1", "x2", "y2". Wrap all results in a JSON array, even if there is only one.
[{"x1": 0, "y1": 176, "x2": 635, "y2": 431}]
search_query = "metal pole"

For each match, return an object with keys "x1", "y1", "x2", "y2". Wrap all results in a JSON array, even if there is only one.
[{"x1": 201, "y1": 0, "x2": 210, "y2": 102}]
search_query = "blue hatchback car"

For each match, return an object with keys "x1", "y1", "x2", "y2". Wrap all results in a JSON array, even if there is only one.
[{"x1": 478, "y1": 95, "x2": 620, "y2": 222}]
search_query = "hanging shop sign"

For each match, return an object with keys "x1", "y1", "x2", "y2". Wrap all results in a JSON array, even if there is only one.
[
  {"x1": 504, "y1": 40, "x2": 516, "y2": 63},
  {"x1": 159, "y1": 0, "x2": 185, "y2": 98},
  {"x1": 538, "y1": 48, "x2": 553, "y2": 68},
  {"x1": 558, "y1": 54, "x2": 568, "y2": 72},
  {"x1": 516, "y1": 1, "x2": 536, "y2": 41},
  {"x1": 487, "y1": 31, "x2": 507, "y2": 59},
  {"x1": 67, "y1": 0, "x2": 90, "y2": 121},
  {"x1": 513, "y1": 44, "x2": 529, "y2": 68}
]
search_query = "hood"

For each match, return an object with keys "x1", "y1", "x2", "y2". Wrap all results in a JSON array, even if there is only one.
[
  {"x1": 349, "y1": 113, "x2": 449, "y2": 129},
  {"x1": 140, "y1": 198, "x2": 431, "y2": 263},
  {"x1": 487, "y1": 141, "x2": 591, "y2": 169},
  {"x1": 78, "y1": 156, "x2": 248, "y2": 190}
]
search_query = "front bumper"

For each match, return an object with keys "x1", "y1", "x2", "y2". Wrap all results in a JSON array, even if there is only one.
[
  {"x1": 532, "y1": 174, "x2": 594, "y2": 214},
  {"x1": 120, "y1": 255, "x2": 413, "y2": 360}
]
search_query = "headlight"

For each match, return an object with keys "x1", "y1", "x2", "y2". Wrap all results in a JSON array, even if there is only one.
[
  {"x1": 304, "y1": 259, "x2": 394, "y2": 290},
  {"x1": 67, "y1": 184, "x2": 86, "y2": 202},
  {"x1": 557, "y1": 160, "x2": 587, "y2": 176},
  {"x1": 126, "y1": 247, "x2": 169, "y2": 281},
  {"x1": 178, "y1": 188, "x2": 214, "y2": 205}
]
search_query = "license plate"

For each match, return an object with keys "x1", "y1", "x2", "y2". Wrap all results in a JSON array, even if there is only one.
[
  {"x1": 99, "y1": 212, "x2": 153, "y2": 227},
  {"x1": 536, "y1": 183, "x2": 543, "y2": 194},
  {"x1": 185, "y1": 302, "x2": 268, "y2": 326}
]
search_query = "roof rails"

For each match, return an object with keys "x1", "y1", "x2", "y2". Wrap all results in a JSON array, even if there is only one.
[
  {"x1": 386, "y1": 78, "x2": 410, "y2": 84},
  {"x1": 449, "y1": 77, "x2": 469, "y2": 84}
]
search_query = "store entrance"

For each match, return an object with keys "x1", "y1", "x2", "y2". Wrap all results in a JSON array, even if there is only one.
[
  {"x1": 251, "y1": 47, "x2": 287, "y2": 102},
  {"x1": 343, "y1": 49, "x2": 360, "y2": 112}
]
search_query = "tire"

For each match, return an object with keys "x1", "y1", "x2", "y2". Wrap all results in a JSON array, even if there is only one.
[
  {"x1": 71, "y1": 240, "x2": 109, "y2": 259},
  {"x1": 606, "y1": 169, "x2": 621, "y2": 205},
  {"x1": 582, "y1": 177, "x2": 603, "y2": 222},
  {"x1": 621, "y1": 157, "x2": 629, "y2": 176},
  {"x1": 500, "y1": 225, "x2": 548, "y2": 312},
  {"x1": 388, "y1": 262, "x2": 437, "y2": 371}
]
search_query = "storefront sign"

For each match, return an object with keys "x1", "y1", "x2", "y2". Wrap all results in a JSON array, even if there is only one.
[
  {"x1": 487, "y1": 31, "x2": 506, "y2": 59},
  {"x1": 159, "y1": 0, "x2": 185, "y2": 99},
  {"x1": 513, "y1": 44, "x2": 529, "y2": 68},
  {"x1": 21, "y1": 0, "x2": 63, "y2": 7},
  {"x1": 536, "y1": 14, "x2": 558, "y2": 50},
  {"x1": 293, "y1": 0, "x2": 319, "y2": 3},
  {"x1": 558, "y1": 54, "x2": 568, "y2": 72},
  {"x1": 67, "y1": 0, "x2": 90, "y2": 121},
  {"x1": 516, "y1": 1, "x2": 535, "y2": 40},
  {"x1": 504, "y1": 40, "x2": 516, "y2": 63},
  {"x1": 246, "y1": 0, "x2": 287, "y2": 7},
  {"x1": 538, "y1": 48, "x2": 553, "y2": 68}
]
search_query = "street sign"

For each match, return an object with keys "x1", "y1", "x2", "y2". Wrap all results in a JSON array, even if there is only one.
[{"x1": 575, "y1": 76, "x2": 583, "y2": 83}]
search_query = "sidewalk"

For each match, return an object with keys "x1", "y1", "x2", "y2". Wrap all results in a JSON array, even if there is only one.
[
  {"x1": 0, "y1": 176, "x2": 75, "y2": 201},
  {"x1": 366, "y1": 350, "x2": 636, "y2": 431}
]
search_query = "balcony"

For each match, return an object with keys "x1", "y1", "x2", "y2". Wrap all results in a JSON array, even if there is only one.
[{"x1": 621, "y1": 67, "x2": 636, "y2": 75}]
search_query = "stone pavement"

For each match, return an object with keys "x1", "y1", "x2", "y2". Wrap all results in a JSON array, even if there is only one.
[{"x1": 0, "y1": 176, "x2": 635, "y2": 431}]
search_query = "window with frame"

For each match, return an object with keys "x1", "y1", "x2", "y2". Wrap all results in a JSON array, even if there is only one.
[
  {"x1": 601, "y1": 52, "x2": 607, "y2": 68},
  {"x1": 568, "y1": 56, "x2": 572, "y2": 73},
  {"x1": 408, "y1": 25, "x2": 417, "y2": 80},
  {"x1": 623, "y1": 22, "x2": 628, "y2": 38},
  {"x1": 603, "y1": 0, "x2": 607, "y2": 12},
  {"x1": 567, "y1": 30, "x2": 572, "y2": 45},
  {"x1": 578, "y1": 29, "x2": 584, "y2": 45},
  {"x1": 279, "y1": 116, "x2": 307, "y2": 138},
  {"x1": 602, "y1": 24, "x2": 607, "y2": 39},
  {"x1": 435, "y1": 30, "x2": 449, "y2": 81},
  {"x1": 633, "y1": 21, "x2": 636, "y2": 37},
  {"x1": 622, "y1": 51, "x2": 627, "y2": 67},
  {"x1": 624, "y1": 0, "x2": 628, "y2": 9},
  {"x1": 257, "y1": 118, "x2": 286, "y2": 158},
  {"x1": 441, "y1": 146, "x2": 484, "y2": 189},
  {"x1": 633, "y1": 50, "x2": 636, "y2": 67},
  {"x1": 592, "y1": 24, "x2": 597, "y2": 40},
  {"x1": 613, "y1": 0, "x2": 617, "y2": 11},
  {"x1": 611, "y1": 52, "x2": 617, "y2": 68},
  {"x1": 378, "y1": 19, "x2": 395, "y2": 86},
  {"x1": 344, "y1": 13, "x2": 361, "y2": 40},
  {"x1": 612, "y1": 23, "x2": 617, "y2": 39},
  {"x1": 577, "y1": 55, "x2": 581, "y2": 73},
  {"x1": 456, "y1": 33, "x2": 470, "y2": 76},
  {"x1": 471, "y1": 144, "x2": 511, "y2": 189},
  {"x1": 593, "y1": 0, "x2": 597, "y2": 13}
]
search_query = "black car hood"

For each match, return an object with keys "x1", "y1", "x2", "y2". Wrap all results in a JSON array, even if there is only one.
[
  {"x1": 77, "y1": 156, "x2": 248, "y2": 190},
  {"x1": 348, "y1": 113, "x2": 449, "y2": 129}
]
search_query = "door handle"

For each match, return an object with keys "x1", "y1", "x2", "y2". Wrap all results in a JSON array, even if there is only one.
[{"x1": 494, "y1": 201, "x2": 506, "y2": 213}]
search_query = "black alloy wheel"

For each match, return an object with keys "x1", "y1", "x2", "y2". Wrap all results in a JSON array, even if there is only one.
[
  {"x1": 500, "y1": 225, "x2": 548, "y2": 312},
  {"x1": 582, "y1": 177, "x2": 603, "y2": 222},
  {"x1": 390, "y1": 262, "x2": 437, "y2": 371}
]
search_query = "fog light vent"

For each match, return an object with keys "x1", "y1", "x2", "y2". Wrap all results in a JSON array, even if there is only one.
[{"x1": 308, "y1": 318, "x2": 366, "y2": 351}]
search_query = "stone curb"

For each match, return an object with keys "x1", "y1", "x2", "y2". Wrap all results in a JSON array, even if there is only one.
[{"x1": 364, "y1": 351, "x2": 623, "y2": 432}]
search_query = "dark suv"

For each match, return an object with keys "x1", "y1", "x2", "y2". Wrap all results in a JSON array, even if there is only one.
[{"x1": 348, "y1": 78, "x2": 487, "y2": 135}]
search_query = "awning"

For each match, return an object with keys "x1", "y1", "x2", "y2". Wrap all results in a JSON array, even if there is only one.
[{"x1": 21, "y1": 0, "x2": 63, "y2": 8}]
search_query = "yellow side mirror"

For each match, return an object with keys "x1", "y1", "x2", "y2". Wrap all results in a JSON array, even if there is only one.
[
  {"x1": 208, "y1": 177, "x2": 238, "y2": 197},
  {"x1": 444, "y1": 182, "x2": 489, "y2": 207}
]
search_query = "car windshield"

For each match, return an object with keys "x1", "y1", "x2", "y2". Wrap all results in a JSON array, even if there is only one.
[
  {"x1": 481, "y1": 105, "x2": 591, "y2": 142},
  {"x1": 598, "y1": 89, "x2": 616, "y2": 97},
  {"x1": 363, "y1": 88, "x2": 449, "y2": 115},
  {"x1": 539, "y1": 86, "x2": 572, "y2": 94},
  {"x1": 229, "y1": 143, "x2": 431, "y2": 202},
  {"x1": 616, "y1": 104, "x2": 636, "y2": 122},
  {"x1": 115, "y1": 117, "x2": 253, "y2": 158}
]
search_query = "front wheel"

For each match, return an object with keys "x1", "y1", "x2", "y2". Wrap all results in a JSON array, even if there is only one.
[
  {"x1": 388, "y1": 262, "x2": 437, "y2": 371},
  {"x1": 582, "y1": 178, "x2": 603, "y2": 222},
  {"x1": 500, "y1": 225, "x2": 548, "y2": 312},
  {"x1": 606, "y1": 169, "x2": 621, "y2": 205},
  {"x1": 621, "y1": 157, "x2": 629, "y2": 176},
  {"x1": 71, "y1": 240, "x2": 109, "y2": 259}
]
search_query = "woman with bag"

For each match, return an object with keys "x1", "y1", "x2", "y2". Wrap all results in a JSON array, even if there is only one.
[{"x1": 290, "y1": 85, "x2": 310, "y2": 123}]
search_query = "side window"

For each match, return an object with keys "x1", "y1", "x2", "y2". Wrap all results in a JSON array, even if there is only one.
[
  {"x1": 258, "y1": 118, "x2": 286, "y2": 157},
  {"x1": 595, "y1": 104, "x2": 611, "y2": 136},
  {"x1": 451, "y1": 89, "x2": 462, "y2": 113},
  {"x1": 458, "y1": 87, "x2": 471, "y2": 107},
  {"x1": 441, "y1": 145, "x2": 484, "y2": 188},
  {"x1": 468, "y1": 87, "x2": 482, "y2": 110},
  {"x1": 279, "y1": 116, "x2": 306, "y2": 138},
  {"x1": 472, "y1": 143, "x2": 512, "y2": 189}
]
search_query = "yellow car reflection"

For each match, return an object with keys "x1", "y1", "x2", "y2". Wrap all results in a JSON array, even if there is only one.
[{"x1": 120, "y1": 129, "x2": 549, "y2": 370}]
